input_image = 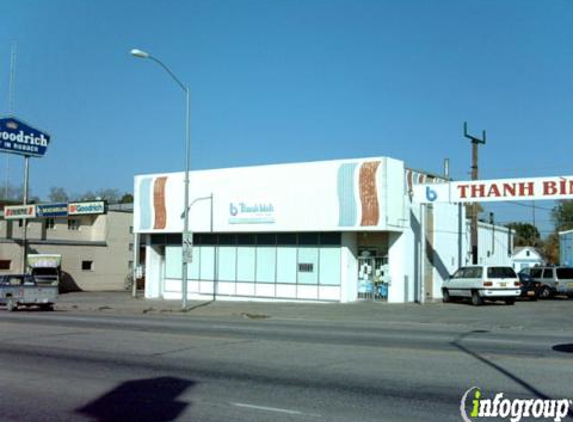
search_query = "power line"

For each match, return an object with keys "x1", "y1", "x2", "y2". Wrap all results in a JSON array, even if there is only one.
[{"x1": 482, "y1": 201, "x2": 555, "y2": 212}]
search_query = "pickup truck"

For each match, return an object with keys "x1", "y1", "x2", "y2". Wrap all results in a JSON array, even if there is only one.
[
  {"x1": 27, "y1": 254, "x2": 61, "y2": 286},
  {"x1": 0, "y1": 274, "x2": 58, "y2": 312}
]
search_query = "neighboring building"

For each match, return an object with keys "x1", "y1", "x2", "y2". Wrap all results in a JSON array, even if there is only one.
[
  {"x1": 0, "y1": 203, "x2": 133, "y2": 291},
  {"x1": 511, "y1": 246, "x2": 545, "y2": 272},
  {"x1": 559, "y1": 229, "x2": 573, "y2": 266},
  {"x1": 475, "y1": 221, "x2": 515, "y2": 267},
  {"x1": 134, "y1": 156, "x2": 513, "y2": 303}
]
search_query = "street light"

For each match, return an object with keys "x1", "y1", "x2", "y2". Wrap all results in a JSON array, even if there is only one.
[{"x1": 131, "y1": 48, "x2": 192, "y2": 310}]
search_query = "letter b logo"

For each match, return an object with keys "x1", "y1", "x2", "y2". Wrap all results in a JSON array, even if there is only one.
[
  {"x1": 229, "y1": 203, "x2": 238, "y2": 216},
  {"x1": 426, "y1": 186, "x2": 438, "y2": 202}
]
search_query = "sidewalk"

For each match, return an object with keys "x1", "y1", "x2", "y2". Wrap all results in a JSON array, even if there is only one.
[
  {"x1": 53, "y1": 291, "x2": 573, "y2": 331},
  {"x1": 56, "y1": 291, "x2": 406, "y2": 322}
]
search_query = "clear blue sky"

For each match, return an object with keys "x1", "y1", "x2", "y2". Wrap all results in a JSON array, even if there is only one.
[{"x1": 1, "y1": 0, "x2": 571, "y2": 235}]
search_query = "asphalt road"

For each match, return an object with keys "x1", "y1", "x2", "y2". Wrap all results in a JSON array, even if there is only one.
[{"x1": 0, "y1": 307, "x2": 572, "y2": 422}]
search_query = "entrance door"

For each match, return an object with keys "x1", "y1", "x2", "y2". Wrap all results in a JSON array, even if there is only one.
[{"x1": 357, "y1": 251, "x2": 389, "y2": 301}]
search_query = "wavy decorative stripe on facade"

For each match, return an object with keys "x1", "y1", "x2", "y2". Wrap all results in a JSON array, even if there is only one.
[
  {"x1": 406, "y1": 169, "x2": 413, "y2": 194},
  {"x1": 337, "y1": 163, "x2": 358, "y2": 226},
  {"x1": 138, "y1": 177, "x2": 153, "y2": 231},
  {"x1": 153, "y1": 177, "x2": 168, "y2": 230},
  {"x1": 359, "y1": 161, "x2": 381, "y2": 226}
]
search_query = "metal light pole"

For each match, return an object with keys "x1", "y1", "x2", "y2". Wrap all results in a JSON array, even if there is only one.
[{"x1": 131, "y1": 48, "x2": 191, "y2": 310}]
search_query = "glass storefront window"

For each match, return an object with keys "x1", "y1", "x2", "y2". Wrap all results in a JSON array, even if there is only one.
[
  {"x1": 297, "y1": 247, "x2": 319, "y2": 284},
  {"x1": 319, "y1": 248, "x2": 341, "y2": 285},
  {"x1": 161, "y1": 233, "x2": 341, "y2": 287},
  {"x1": 218, "y1": 246, "x2": 236, "y2": 281},
  {"x1": 165, "y1": 246, "x2": 182, "y2": 279},
  {"x1": 256, "y1": 247, "x2": 276, "y2": 283},
  {"x1": 276, "y1": 247, "x2": 297, "y2": 283},
  {"x1": 237, "y1": 247, "x2": 256, "y2": 282}
]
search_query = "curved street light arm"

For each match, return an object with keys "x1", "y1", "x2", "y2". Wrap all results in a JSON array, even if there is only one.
[{"x1": 147, "y1": 55, "x2": 187, "y2": 93}]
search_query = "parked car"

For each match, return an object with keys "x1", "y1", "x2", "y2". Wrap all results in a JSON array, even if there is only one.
[
  {"x1": 443, "y1": 265, "x2": 521, "y2": 306},
  {"x1": 517, "y1": 272, "x2": 543, "y2": 300},
  {"x1": 0, "y1": 274, "x2": 58, "y2": 311},
  {"x1": 527, "y1": 266, "x2": 573, "y2": 299}
]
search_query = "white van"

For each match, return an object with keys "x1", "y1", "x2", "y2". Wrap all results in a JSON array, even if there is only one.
[{"x1": 443, "y1": 265, "x2": 521, "y2": 306}]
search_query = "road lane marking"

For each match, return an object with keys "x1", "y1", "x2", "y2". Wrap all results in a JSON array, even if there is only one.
[
  {"x1": 231, "y1": 402, "x2": 321, "y2": 417},
  {"x1": 464, "y1": 338, "x2": 524, "y2": 344}
]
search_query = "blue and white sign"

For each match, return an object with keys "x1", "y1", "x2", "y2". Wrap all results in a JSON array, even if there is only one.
[
  {"x1": 36, "y1": 203, "x2": 68, "y2": 218},
  {"x1": 68, "y1": 201, "x2": 107, "y2": 215},
  {"x1": 0, "y1": 117, "x2": 50, "y2": 157}
]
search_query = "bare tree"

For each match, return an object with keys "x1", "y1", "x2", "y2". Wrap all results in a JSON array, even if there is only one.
[{"x1": 48, "y1": 187, "x2": 69, "y2": 202}]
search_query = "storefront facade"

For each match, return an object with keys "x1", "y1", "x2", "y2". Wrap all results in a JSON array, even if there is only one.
[
  {"x1": 0, "y1": 204, "x2": 133, "y2": 291},
  {"x1": 134, "y1": 156, "x2": 512, "y2": 303}
]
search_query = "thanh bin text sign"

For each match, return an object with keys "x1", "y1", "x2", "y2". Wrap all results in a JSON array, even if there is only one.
[{"x1": 412, "y1": 176, "x2": 573, "y2": 204}]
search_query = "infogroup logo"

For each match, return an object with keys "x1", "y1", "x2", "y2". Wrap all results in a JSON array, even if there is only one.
[{"x1": 460, "y1": 387, "x2": 572, "y2": 422}]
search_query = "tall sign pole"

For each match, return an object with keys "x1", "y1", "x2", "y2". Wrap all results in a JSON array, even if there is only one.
[
  {"x1": 5, "y1": 42, "x2": 17, "y2": 199},
  {"x1": 22, "y1": 154, "x2": 30, "y2": 273},
  {"x1": 464, "y1": 122, "x2": 486, "y2": 265}
]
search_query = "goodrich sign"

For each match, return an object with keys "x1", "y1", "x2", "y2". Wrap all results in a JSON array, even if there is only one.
[
  {"x1": 0, "y1": 117, "x2": 50, "y2": 158},
  {"x1": 413, "y1": 175, "x2": 573, "y2": 204}
]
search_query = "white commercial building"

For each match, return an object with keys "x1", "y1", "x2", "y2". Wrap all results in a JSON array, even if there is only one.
[{"x1": 134, "y1": 156, "x2": 513, "y2": 303}]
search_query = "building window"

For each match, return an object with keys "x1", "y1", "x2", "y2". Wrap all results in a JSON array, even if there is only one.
[
  {"x1": 237, "y1": 233, "x2": 255, "y2": 245},
  {"x1": 46, "y1": 218, "x2": 56, "y2": 230},
  {"x1": 129, "y1": 226, "x2": 133, "y2": 234},
  {"x1": 256, "y1": 233, "x2": 276, "y2": 245},
  {"x1": 320, "y1": 233, "x2": 341, "y2": 245},
  {"x1": 68, "y1": 219, "x2": 81, "y2": 231},
  {"x1": 298, "y1": 233, "x2": 319, "y2": 245},
  {"x1": 276, "y1": 233, "x2": 297, "y2": 245},
  {"x1": 128, "y1": 261, "x2": 133, "y2": 271},
  {"x1": 0, "y1": 260, "x2": 11, "y2": 270},
  {"x1": 219, "y1": 234, "x2": 237, "y2": 245},
  {"x1": 128, "y1": 243, "x2": 134, "y2": 252},
  {"x1": 82, "y1": 260, "x2": 93, "y2": 271}
]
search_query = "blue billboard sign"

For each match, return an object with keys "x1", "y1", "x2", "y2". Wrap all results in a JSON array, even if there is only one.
[
  {"x1": 0, "y1": 117, "x2": 50, "y2": 157},
  {"x1": 36, "y1": 203, "x2": 68, "y2": 218}
]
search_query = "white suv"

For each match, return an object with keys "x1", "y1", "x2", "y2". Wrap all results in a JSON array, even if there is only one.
[
  {"x1": 443, "y1": 265, "x2": 521, "y2": 306},
  {"x1": 527, "y1": 266, "x2": 573, "y2": 298}
]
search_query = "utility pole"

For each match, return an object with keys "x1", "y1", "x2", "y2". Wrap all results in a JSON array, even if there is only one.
[
  {"x1": 464, "y1": 122, "x2": 486, "y2": 265},
  {"x1": 489, "y1": 211, "x2": 495, "y2": 255},
  {"x1": 6, "y1": 42, "x2": 17, "y2": 199},
  {"x1": 532, "y1": 200, "x2": 536, "y2": 227}
]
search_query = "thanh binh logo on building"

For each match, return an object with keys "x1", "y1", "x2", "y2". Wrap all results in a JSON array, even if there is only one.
[
  {"x1": 68, "y1": 201, "x2": 107, "y2": 216},
  {"x1": 228, "y1": 202, "x2": 275, "y2": 224}
]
